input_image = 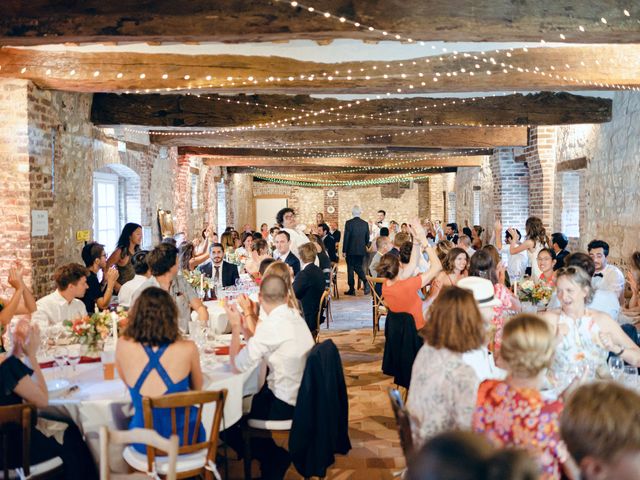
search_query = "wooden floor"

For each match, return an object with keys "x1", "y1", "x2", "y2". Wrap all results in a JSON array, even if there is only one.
[{"x1": 227, "y1": 268, "x2": 404, "y2": 479}]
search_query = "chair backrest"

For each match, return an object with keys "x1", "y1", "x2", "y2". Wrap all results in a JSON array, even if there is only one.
[
  {"x1": 387, "y1": 388, "x2": 415, "y2": 462},
  {"x1": 315, "y1": 288, "x2": 331, "y2": 342},
  {"x1": 0, "y1": 403, "x2": 35, "y2": 479},
  {"x1": 365, "y1": 276, "x2": 386, "y2": 306},
  {"x1": 100, "y1": 426, "x2": 179, "y2": 480},
  {"x1": 142, "y1": 389, "x2": 227, "y2": 475}
]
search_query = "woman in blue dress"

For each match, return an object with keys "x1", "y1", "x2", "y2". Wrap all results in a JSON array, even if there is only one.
[{"x1": 116, "y1": 287, "x2": 205, "y2": 451}]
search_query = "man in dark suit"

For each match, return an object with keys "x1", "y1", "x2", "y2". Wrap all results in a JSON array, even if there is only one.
[
  {"x1": 199, "y1": 243, "x2": 239, "y2": 287},
  {"x1": 330, "y1": 222, "x2": 342, "y2": 244},
  {"x1": 342, "y1": 206, "x2": 370, "y2": 295},
  {"x1": 320, "y1": 223, "x2": 338, "y2": 263},
  {"x1": 293, "y1": 243, "x2": 327, "y2": 335},
  {"x1": 274, "y1": 230, "x2": 301, "y2": 276}
]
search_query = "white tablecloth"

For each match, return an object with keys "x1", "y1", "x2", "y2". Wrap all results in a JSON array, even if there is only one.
[
  {"x1": 42, "y1": 356, "x2": 259, "y2": 471},
  {"x1": 192, "y1": 301, "x2": 229, "y2": 334}
]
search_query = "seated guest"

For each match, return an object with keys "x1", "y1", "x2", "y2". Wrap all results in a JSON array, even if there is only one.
[
  {"x1": 425, "y1": 247, "x2": 469, "y2": 307},
  {"x1": 33, "y1": 263, "x2": 88, "y2": 330},
  {"x1": 273, "y1": 230, "x2": 301, "y2": 276},
  {"x1": 276, "y1": 207, "x2": 310, "y2": 260},
  {"x1": 293, "y1": 243, "x2": 326, "y2": 335},
  {"x1": 320, "y1": 223, "x2": 338, "y2": 263},
  {"x1": 369, "y1": 236, "x2": 392, "y2": 277},
  {"x1": 235, "y1": 232, "x2": 254, "y2": 259},
  {"x1": 116, "y1": 288, "x2": 204, "y2": 452},
  {"x1": 308, "y1": 234, "x2": 331, "y2": 287},
  {"x1": 551, "y1": 232, "x2": 570, "y2": 270},
  {"x1": 377, "y1": 220, "x2": 442, "y2": 330},
  {"x1": 407, "y1": 431, "x2": 538, "y2": 480},
  {"x1": 131, "y1": 243, "x2": 208, "y2": 333},
  {"x1": 389, "y1": 231, "x2": 411, "y2": 257},
  {"x1": 408, "y1": 286, "x2": 485, "y2": 448},
  {"x1": 225, "y1": 275, "x2": 314, "y2": 478},
  {"x1": 537, "y1": 248, "x2": 557, "y2": 286},
  {"x1": 329, "y1": 221, "x2": 341, "y2": 244},
  {"x1": 541, "y1": 266, "x2": 640, "y2": 392},
  {"x1": 469, "y1": 249, "x2": 519, "y2": 354},
  {"x1": 259, "y1": 257, "x2": 277, "y2": 277},
  {"x1": 560, "y1": 382, "x2": 640, "y2": 480},
  {"x1": 267, "y1": 226, "x2": 280, "y2": 250},
  {"x1": 220, "y1": 231, "x2": 235, "y2": 252},
  {"x1": 244, "y1": 239, "x2": 271, "y2": 277},
  {"x1": 264, "y1": 261, "x2": 301, "y2": 313},
  {"x1": 588, "y1": 239, "x2": 625, "y2": 304},
  {"x1": 199, "y1": 243, "x2": 240, "y2": 288},
  {"x1": 106, "y1": 222, "x2": 142, "y2": 292},
  {"x1": 473, "y1": 314, "x2": 568, "y2": 480},
  {"x1": 80, "y1": 241, "x2": 118, "y2": 313},
  {"x1": 0, "y1": 323, "x2": 97, "y2": 478},
  {"x1": 1, "y1": 263, "x2": 37, "y2": 353},
  {"x1": 624, "y1": 251, "x2": 640, "y2": 314},
  {"x1": 118, "y1": 250, "x2": 151, "y2": 308},
  {"x1": 458, "y1": 234, "x2": 476, "y2": 257},
  {"x1": 178, "y1": 241, "x2": 209, "y2": 272}
]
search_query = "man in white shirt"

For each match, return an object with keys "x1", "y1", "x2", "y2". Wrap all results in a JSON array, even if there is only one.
[
  {"x1": 226, "y1": 275, "x2": 314, "y2": 478},
  {"x1": 276, "y1": 207, "x2": 309, "y2": 260},
  {"x1": 33, "y1": 263, "x2": 89, "y2": 330},
  {"x1": 118, "y1": 250, "x2": 151, "y2": 308},
  {"x1": 588, "y1": 240, "x2": 625, "y2": 300}
]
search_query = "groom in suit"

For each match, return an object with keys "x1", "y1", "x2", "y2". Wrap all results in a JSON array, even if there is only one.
[
  {"x1": 342, "y1": 206, "x2": 370, "y2": 295},
  {"x1": 199, "y1": 243, "x2": 239, "y2": 287}
]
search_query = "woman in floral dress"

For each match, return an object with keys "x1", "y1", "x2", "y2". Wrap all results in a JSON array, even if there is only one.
[{"x1": 473, "y1": 314, "x2": 572, "y2": 480}]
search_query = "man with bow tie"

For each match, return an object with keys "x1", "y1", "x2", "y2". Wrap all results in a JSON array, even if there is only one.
[{"x1": 588, "y1": 239, "x2": 625, "y2": 303}]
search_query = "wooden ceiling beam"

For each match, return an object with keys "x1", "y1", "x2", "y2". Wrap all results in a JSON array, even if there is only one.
[
  {"x1": 180, "y1": 147, "x2": 491, "y2": 157},
  {"x1": 228, "y1": 166, "x2": 458, "y2": 175},
  {"x1": 1, "y1": 45, "x2": 639, "y2": 93},
  {"x1": 201, "y1": 155, "x2": 485, "y2": 168},
  {"x1": 1, "y1": 1, "x2": 638, "y2": 44},
  {"x1": 91, "y1": 92, "x2": 612, "y2": 127},
  {"x1": 152, "y1": 126, "x2": 528, "y2": 148}
]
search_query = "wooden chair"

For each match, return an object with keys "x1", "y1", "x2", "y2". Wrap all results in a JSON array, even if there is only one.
[
  {"x1": 366, "y1": 276, "x2": 387, "y2": 343},
  {"x1": 387, "y1": 388, "x2": 415, "y2": 465},
  {"x1": 100, "y1": 427, "x2": 178, "y2": 480},
  {"x1": 314, "y1": 289, "x2": 331, "y2": 343},
  {"x1": 123, "y1": 390, "x2": 227, "y2": 480},
  {"x1": 0, "y1": 404, "x2": 63, "y2": 480},
  {"x1": 329, "y1": 263, "x2": 339, "y2": 302}
]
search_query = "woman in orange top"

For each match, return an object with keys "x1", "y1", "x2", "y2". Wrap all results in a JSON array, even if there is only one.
[{"x1": 376, "y1": 219, "x2": 442, "y2": 330}]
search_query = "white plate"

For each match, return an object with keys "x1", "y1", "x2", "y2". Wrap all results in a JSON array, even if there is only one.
[{"x1": 46, "y1": 378, "x2": 70, "y2": 394}]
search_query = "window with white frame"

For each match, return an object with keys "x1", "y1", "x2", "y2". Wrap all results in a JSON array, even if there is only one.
[
  {"x1": 561, "y1": 171, "x2": 580, "y2": 237},
  {"x1": 93, "y1": 172, "x2": 120, "y2": 250},
  {"x1": 473, "y1": 189, "x2": 481, "y2": 225},
  {"x1": 217, "y1": 180, "x2": 227, "y2": 234}
]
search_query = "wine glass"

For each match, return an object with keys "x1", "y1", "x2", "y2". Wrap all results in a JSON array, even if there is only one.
[
  {"x1": 623, "y1": 365, "x2": 638, "y2": 389},
  {"x1": 608, "y1": 355, "x2": 625, "y2": 381},
  {"x1": 67, "y1": 344, "x2": 83, "y2": 374},
  {"x1": 53, "y1": 346, "x2": 69, "y2": 380}
]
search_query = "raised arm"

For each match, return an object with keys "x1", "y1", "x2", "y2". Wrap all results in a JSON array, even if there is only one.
[
  {"x1": 0, "y1": 267, "x2": 25, "y2": 326},
  {"x1": 419, "y1": 247, "x2": 443, "y2": 288},
  {"x1": 494, "y1": 220, "x2": 503, "y2": 250}
]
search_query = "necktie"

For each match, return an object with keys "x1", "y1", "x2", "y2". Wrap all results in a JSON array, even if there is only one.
[{"x1": 214, "y1": 266, "x2": 221, "y2": 284}]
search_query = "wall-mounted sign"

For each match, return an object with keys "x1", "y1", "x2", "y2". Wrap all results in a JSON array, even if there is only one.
[
  {"x1": 76, "y1": 230, "x2": 91, "y2": 242},
  {"x1": 31, "y1": 210, "x2": 48, "y2": 236}
]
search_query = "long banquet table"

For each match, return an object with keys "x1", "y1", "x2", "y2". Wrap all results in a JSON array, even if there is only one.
[{"x1": 41, "y1": 351, "x2": 260, "y2": 472}]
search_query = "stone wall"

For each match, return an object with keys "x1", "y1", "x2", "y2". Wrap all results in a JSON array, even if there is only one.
[{"x1": 453, "y1": 155, "x2": 494, "y2": 243}]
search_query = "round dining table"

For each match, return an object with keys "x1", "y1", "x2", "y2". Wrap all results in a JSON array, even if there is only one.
[{"x1": 41, "y1": 349, "x2": 260, "y2": 472}]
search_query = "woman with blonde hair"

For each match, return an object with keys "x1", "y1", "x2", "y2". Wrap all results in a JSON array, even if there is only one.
[
  {"x1": 541, "y1": 266, "x2": 640, "y2": 391},
  {"x1": 408, "y1": 286, "x2": 485, "y2": 448},
  {"x1": 435, "y1": 239, "x2": 455, "y2": 262},
  {"x1": 473, "y1": 314, "x2": 571, "y2": 480},
  {"x1": 220, "y1": 231, "x2": 235, "y2": 253}
]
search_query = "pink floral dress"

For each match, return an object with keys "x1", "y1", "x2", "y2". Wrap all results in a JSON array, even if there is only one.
[
  {"x1": 491, "y1": 283, "x2": 514, "y2": 352},
  {"x1": 473, "y1": 380, "x2": 565, "y2": 480}
]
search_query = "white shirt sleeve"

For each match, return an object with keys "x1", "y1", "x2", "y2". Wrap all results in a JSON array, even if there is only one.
[
  {"x1": 599, "y1": 266, "x2": 625, "y2": 297},
  {"x1": 233, "y1": 321, "x2": 281, "y2": 372}
]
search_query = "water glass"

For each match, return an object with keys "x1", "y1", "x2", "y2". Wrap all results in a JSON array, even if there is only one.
[
  {"x1": 53, "y1": 346, "x2": 69, "y2": 380},
  {"x1": 608, "y1": 355, "x2": 625, "y2": 381},
  {"x1": 67, "y1": 344, "x2": 83, "y2": 374},
  {"x1": 623, "y1": 365, "x2": 639, "y2": 388}
]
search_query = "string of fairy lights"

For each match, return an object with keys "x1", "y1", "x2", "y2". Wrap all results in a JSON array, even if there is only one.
[{"x1": 1, "y1": 3, "x2": 636, "y2": 186}]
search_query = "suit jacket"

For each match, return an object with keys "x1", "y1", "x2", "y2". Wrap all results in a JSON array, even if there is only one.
[
  {"x1": 199, "y1": 260, "x2": 239, "y2": 287},
  {"x1": 282, "y1": 251, "x2": 301, "y2": 276},
  {"x1": 342, "y1": 217, "x2": 370, "y2": 256},
  {"x1": 382, "y1": 310, "x2": 423, "y2": 389},
  {"x1": 293, "y1": 263, "x2": 326, "y2": 332},
  {"x1": 323, "y1": 235, "x2": 338, "y2": 263},
  {"x1": 289, "y1": 340, "x2": 351, "y2": 477},
  {"x1": 331, "y1": 230, "x2": 341, "y2": 244}
]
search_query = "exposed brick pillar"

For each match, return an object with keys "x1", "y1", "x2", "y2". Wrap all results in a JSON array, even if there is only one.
[
  {"x1": 173, "y1": 155, "x2": 191, "y2": 234},
  {"x1": 491, "y1": 148, "x2": 529, "y2": 232},
  {"x1": 323, "y1": 188, "x2": 339, "y2": 225},
  {"x1": 525, "y1": 127, "x2": 557, "y2": 228},
  {"x1": 418, "y1": 181, "x2": 430, "y2": 219}
]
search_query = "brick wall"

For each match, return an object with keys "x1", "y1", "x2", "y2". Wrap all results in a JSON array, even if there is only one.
[{"x1": 525, "y1": 126, "x2": 557, "y2": 228}]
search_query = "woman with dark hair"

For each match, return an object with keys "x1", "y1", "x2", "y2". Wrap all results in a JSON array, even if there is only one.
[
  {"x1": 116, "y1": 287, "x2": 204, "y2": 452},
  {"x1": 472, "y1": 225, "x2": 485, "y2": 250},
  {"x1": 469, "y1": 249, "x2": 520, "y2": 353},
  {"x1": 231, "y1": 230, "x2": 242, "y2": 249},
  {"x1": 502, "y1": 217, "x2": 549, "y2": 280},
  {"x1": 537, "y1": 248, "x2": 556, "y2": 286},
  {"x1": 425, "y1": 247, "x2": 469, "y2": 307},
  {"x1": 178, "y1": 241, "x2": 209, "y2": 272},
  {"x1": 106, "y1": 222, "x2": 142, "y2": 291},
  {"x1": 376, "y1": 220, "x2": 442, "y2": 330},
  {"x1": 194, "y1": 225, "x2": 216, "y2": 256},
  {"x1": 0, "y1": 323, "x2": 97, "y2": 478},
  {"x1": 235, "y1": 232, "x2": 254, "y2": 259}
]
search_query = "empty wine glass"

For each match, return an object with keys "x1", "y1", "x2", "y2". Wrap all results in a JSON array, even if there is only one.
[
  {"x1": 67, "y1": 344, "x2": 83, "y2": 374},
  {"x1": 608, "y1": 355, "x2": 625, "y2": 381},
  {"x1": 53, "y1": 346, "x2": 69, "y2": 380}
]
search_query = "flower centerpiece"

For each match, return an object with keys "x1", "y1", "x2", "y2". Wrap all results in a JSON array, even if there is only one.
[
  {"x1": 183, "y1": 269, "x2": 214, "y2": 291},
  {"x1": 63, "y1": 308, "x2": 128, "y2": 351},
  {"x1": 517, "y1": 279, "x2": 553, "y2": 307}
]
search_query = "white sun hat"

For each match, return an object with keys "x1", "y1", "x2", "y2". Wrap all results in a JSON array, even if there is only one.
[{"x1": 457, "y1": 276, "x2": 503, "y2": 308}]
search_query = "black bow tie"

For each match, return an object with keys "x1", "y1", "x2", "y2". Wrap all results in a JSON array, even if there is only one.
[{"x1": 593, "y1": 273, "x2": 604, "y2": 278}]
